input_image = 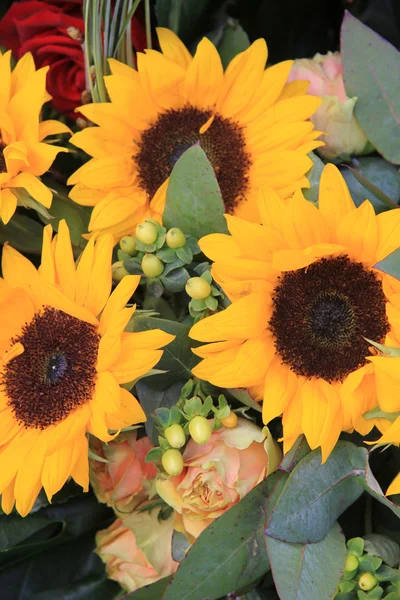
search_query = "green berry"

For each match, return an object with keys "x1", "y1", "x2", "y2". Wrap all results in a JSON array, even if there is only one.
[
  {"x1": 119, "y1": 236, "x2": 136, "y2": 255},
  {"x1": 136, "y1": 221, "x2": 158, "y2": 245},
  {"x1": 112, "y1": 261, "x2": 129, "y2": 281},
  {"x1": 345, "y1": 554, "x2": 359, "y2": 572},
  {"x1": 141, "y1": 254, "x2": 164, "y2": 278},
  {"x1": 162, "y1": 448, "x2": 184, "y2": 476},
  {"x1": 185, "y1": 277, "x2": 211, "y2": 300},
  {"x1": 358, "y1": 572, "x2": 378, "y2": 591},
  {"x1": 166, "y1": 228, "x2": 186, "y2": 249},
  {"x1": 164, "y1": 424, "x2": 186, "y2": 449},
  {"x1": 189, "y1": 416, "x2": 212, "y2": 445}
]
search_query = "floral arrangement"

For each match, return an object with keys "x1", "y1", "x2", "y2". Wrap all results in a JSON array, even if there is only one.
[{"x1": 0, "y1": 1, "x2": 400, "y2": 599}]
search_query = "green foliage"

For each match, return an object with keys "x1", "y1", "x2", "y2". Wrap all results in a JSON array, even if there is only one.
[
  {"x1": 341, "y1": 12, "x2": 400, "y2": 164},
  {"x1": 374, "y1": 248, "x2": 400, "y2": 280},
  {"x1": 340, "y1": 158, "x2": 400, "y2": 213},
  {"x1": 216, "y1": 20, "x2": 250, "y2": 68},
  {"x1": 0, "y1": 214, "x2": 44, "y2": 255},
  {"x1": 163, "y1": 145, "x2": 228, "y2": 239}
]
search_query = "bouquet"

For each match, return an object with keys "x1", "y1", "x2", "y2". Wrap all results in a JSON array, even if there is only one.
[{"x1": 0, "y1": 1, "x2": 400, "y2": 599}]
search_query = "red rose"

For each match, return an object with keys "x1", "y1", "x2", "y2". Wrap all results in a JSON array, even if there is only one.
[{"x1": 0, "y1": 1, "x2": 85, "y2": 117}]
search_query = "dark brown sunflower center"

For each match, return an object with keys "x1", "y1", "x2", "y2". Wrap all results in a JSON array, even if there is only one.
[
  {"x1": 269, "y1": 255, "x2": 390, "y2": 382},
  {"x1": 135, "y1": 105, "x2": 251, "y2": 214},
  {"x1": 3, "y1": 307, "x2": 100, "y2": 429},
  {"x1": 0, "y1": 139, "x2": 7, "y2": 173}
]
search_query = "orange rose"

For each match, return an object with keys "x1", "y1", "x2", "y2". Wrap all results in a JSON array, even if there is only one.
[
  {"x1": 156, "y1": 418, "x2": 281, "y2": 541},
  {"x1": 95, "y1": 505, "x2": 178, "y2": 593},
  {"x1": 90, "y1": 431, "x2": 157, "y2": 511}
]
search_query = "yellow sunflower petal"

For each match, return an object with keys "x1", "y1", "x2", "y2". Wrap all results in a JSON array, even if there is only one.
[
  {"x1": 42, "y1": 437, "x2": 84, "y2": 502},
  {"x1": 99, "y1": 275, "x2": 140, "y2": 334},
  {"x1": 82, "y1": 233, "x2": 113, "y2": 317},
  {"x1": 1, "y1": 477, "x2": 16, "y2": 514},
  {"x1": 190, "y1": 291, "x2": 270, "y2": 342},
  {"x1": 375, "y1": 208, "x2": 400, "y2": 264},
  {"x1": 157, "y1": 27, "x2": 192, "y2": 68},
  {"x1": 2, "y1": 243, "x2": 42, "y2": 296},
  {"x1": 111, "y1": 347, "x2": 164, "y2": 384},
  {"x1": 318, "y1": 163, "x2": 355, "y2": 234},
  {"x1": 0, "y1": 51, "x2": 11, "y2": 110},
  {"x1": 0, "y1": 188, "x2": 17, "y2": 224},
  {"x1": 281, "y1": 188, "x2": 330, "y2": 248},
  {"x1": 272, "y1": 243, "x2": 346, "y2": 271},
  {"x1": 55, "y1": 219, "x2": 76, "y2": 301},
  {"x1": 14, "y1": 431, "x2": 48, "y2": 516},
  {"x1": 106, "y1": 387, "x2": 146, "y2": 429},
  {"x1": 262, "y1": 357, "x2": 297, "y2": 424},
  {"x1": 225, "y1": 215, "x2": 273, "y2": 260},
  {"x1": 0, "y1": 428, "x2": 41, "y2": 494},
  {"x1": 367, "y1": 356, "x2": 400, "y2": 413},
  {"x1": 68, "y1": 156, "x2": 135, "y2": 188},
  {"x1": 70, "y1": 434, "x2": 89, "y2": 491},
  {"x1": 336, "y1": 201, "x2": 378, "y2": 264},
  {"x1": 38, "y1": 120, "x2": 72, "y2": 141},
  {"x1": 93, "y1": 371, "x2": 121, "y2": 413},
  {"x1": 89, "y1": 192, "x2": 139, "y2": 231},
  {"x1": 183, "y1": 37, "x2": 223, "y2": 108},
  {"x1": 387, "y1": 472, "x2": 400, "y2": 496},
  {"x1": 199, "y1": 233, "x2": 240, "y2": 262},
  {"x1": 46, "y1": 404, "x2": 90, "y2": 455},
  {"x1": 39, "y1": 224, "x2": 56, "y2": 285}
]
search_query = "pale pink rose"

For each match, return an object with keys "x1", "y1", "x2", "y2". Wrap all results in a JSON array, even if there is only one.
[
  {"x1": 95, "y1": 505, "x2": 178, "y2": 593},
  {"x1": 89, "y1": 431, "x2": 157, "y2": 511},
  {"x1": 288, "y1": 51, "x2": 369, "y2": 158},
  {"x1": 156, "y1": 418, "x2": 281, "y2": 541}
]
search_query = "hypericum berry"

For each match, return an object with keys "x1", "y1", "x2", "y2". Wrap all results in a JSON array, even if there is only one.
[
  {"x1": 221, "y1": 411, "x2": 238, "y2": 428},
  {"x1": 164, "y1": 424, "x2": 186, "y2": 449},
  {"x1": 120, "y1": 236, "x2": 136, "y2": 255},
  {"x1": 112, "y1": 261, "x2": 129, "y2": 281},
  {"x1": 358, "y1": 573, "x2": 378, "y2": 591},
  {"x1": 185, "y1": 277, "x2": 211, "y2": 300},
  {"x1": 136, "y1": 221, "x2": 158, "y2": 245},
  {"x1": 166, "y1": 228, "x2": 186, "y2": 249},
  {"x1": 345, "y1": 554, "x2": 359, "y2": 572},
  {"x1": 162, "y1": 448, "x2": 184, "y2": 476},
  {"x1": 141, "y1": 254, "x2": 164, "y2": 278},
  {"x1": 189, "y1": 416, "x2": 212, "y2": 445}
]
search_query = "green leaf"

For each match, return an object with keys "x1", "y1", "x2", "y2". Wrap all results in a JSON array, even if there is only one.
[
  {"x1": 125, "y1": 576, "x2": 172, "y2": 599},
  {"x1": 135, "y1": 380, "x2": 183, "y2": 442},
  {"x1": 341, "y1": 12, "x2": 400, "y2": 164},
  {"x1": 303, "y1": 152, "x2": 325, "y2": 203},
  {"x1": 340, "y1": 158, "x2": 400, "y2": 213},
  {"x1": 266, "y1": 523, "x2": 345, "y2": 600},
  {"x1": 156, "y1": 246, "x2": 178, "y2": 263},
  {"x1": 160, "y1": 267, "x2": 190, "y2": 293},
  {"x1": 162, "y1": 477, "x2": 275, "y2": 600},
  {"x1": 374, "y1": 248, "x2": 400, "y2": 280},
  {"x1": 175, "y1": 245, "x2": 193, "y2": 264},
  {"x1": 279, "y1": 436, "x2": 311, "y2": 473},
  {"x1": 133, "y1": 317, "x2": 200, "y2": 388},
  {"x1": 226, "y1": 388, "x2": 262, "y2": 413},
  {"x1": 39, "y1": 184, "x2": 90, "y2": 249},
  {"x1": 163, "y1": 145, "x2": 228, "y2": 239},
  {"x1": 155, "y1": 0, "x2": 213, "y2": 42},
  {"x1": 217, "y1": 20, "x2": 250, "y2": 69},
  {"x1": 265, "y1": 442, "x2": 367, "y2": 543},
  {"x1": 124, "y1": 257, "x2": 144, "y2": 275},
  {"x1": 0, "y1": 213, "x2": 44, "y2": 255},
  {"x1": 364, "y1": 534, "x2": 400, "y2": 568}
]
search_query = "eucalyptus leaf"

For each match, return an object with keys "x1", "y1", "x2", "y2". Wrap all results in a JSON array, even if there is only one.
[
  {"x1": 217, "y1": 20, "x2": 250, "y2": 69},
  {"x1": 162, "y1": 477, "x2": 275, "y2": 600},
  {"x1": 163, "y1": 145, "x2": 228, "y2": 239},
  {"x1": 39, "y1": 184, "x2": 90, "y2": 249},
  {"x1": 266, "y1": 523, "x2": 345, "y2": 600},
  {"x1": 0, "y1": 214, "x2": 44, "y2": 255},
  {"x1": 364, "y1": 534, "x2": 400, "y2": 568},
  {"x1": 374, "y1": 248, "x2": 400, "y2": 280},
  {"x1": 124, "y1": 576, "x2": 172, "y2": 599},
  {"x1": 265, "y1": 442, "x2": 367, "y2": 543},
  {"x1": 135, "y1": 380, "x2": 183, "y2": 443},
  {"x1": 341, "y1": 12, "x2": 400, "y2": 164},
  {"x1": 133, "y1": 317, "x2": 200, "y2": 388}
]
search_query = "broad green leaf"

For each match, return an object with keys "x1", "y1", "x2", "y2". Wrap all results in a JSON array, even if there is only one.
[
  {"x1": 361, "y1": 463, "x2": 400, "y2": 520},
  {"x1": 40, "y1": 183, "x2": 90, "y2": 249},
  {"x1": 341, "y1": 12, "x2": 400, "y2": 164},
  {"x1": 266, "y1": 523, "x2": 345, "y2": 600},
  {"x1": 217, "y1": 20, "x2": 250, "y2": 69},
  {"x1": 162, "y1": 477, "x2": 276, "y2": 600},
  {"x1": 278, "y1": 436, "x2": 311, "y2": 473},
  {"x1": 364, "y1": 534, "x2": 400, "y2": 568},
  {"x1": 135, "y1": 380, "x2": 184, "y2": 442},
  {"x1": 265, "y1": 442, "x2": 367, "y2": 543},
  {"x1": 341, "y1": 157, "x2": 400, "y2": 212},
  {"x1": 133, "y1": 317, "x2": 200, "y2": 388},
  {"x1": 303, "y1": 152, "x2": 324, "y2": 203},
  {"x1": 226, "y1": 388, "x2": 262, "y2": 413},
  {"x1": 163, "y1": 145, "x2": 228, "y2": 239},
  {"x1": 124, "y1": 576, "x2": 172, "y2": 599},
  {"x1": 155, "y1": 0, "x2": 213, "y2": 42},
  {"x1": 0, "y1": 213, "x2": 43, "y2": 255},
  {"x1": 374, "y1": 248, "x2": 400, "y2": 280}
]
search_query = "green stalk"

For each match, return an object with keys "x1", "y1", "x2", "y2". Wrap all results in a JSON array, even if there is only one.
[
  {"x1": 168, "y1": 0, "x2": 182, "y2": 34},
  {"x1": 144, "y1": 0, "x2": 152, "y2": 49},
  {"x1": 113, "y1": 0, "x2": 142, "y2": 58}
]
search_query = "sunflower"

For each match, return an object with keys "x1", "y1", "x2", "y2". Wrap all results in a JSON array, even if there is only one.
[
  {"x1": 0, "y1": 221, "x2": 174, "y2": 516},
  {"x1": 67, "y1": 28, "x2": 322, "y2": 240},
  {"x1": 0, "y1": 51, "x2": 70, "y2": 223},
  {"x1": 189, "y1": 164, "x2": 400, "y2": 461}
]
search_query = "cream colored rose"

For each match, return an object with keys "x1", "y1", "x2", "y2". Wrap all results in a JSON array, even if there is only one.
[
  {"x1": 156, "y1": 418, "x2": 281, "y2": 541},
  {"x1": 288, "y1": 51, "x2": 369, "y2": 159},
  {"x1": 95, "y1": 504, "x2": 178, "y2": 593}
]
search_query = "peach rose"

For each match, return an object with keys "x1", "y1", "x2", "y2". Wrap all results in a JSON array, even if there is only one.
[
  {"x1": 89, "y1": 431, "x2": 157, "y2": 511},
  {"x1": 288, "y1": 51, "x2": 369, "y2": 159},
  {"x1": 95, "y1": 504, "x2": 178, "y2": 593},
  {"x1": 156, "y1": 418, "x2": 281, "y2": 541}
]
